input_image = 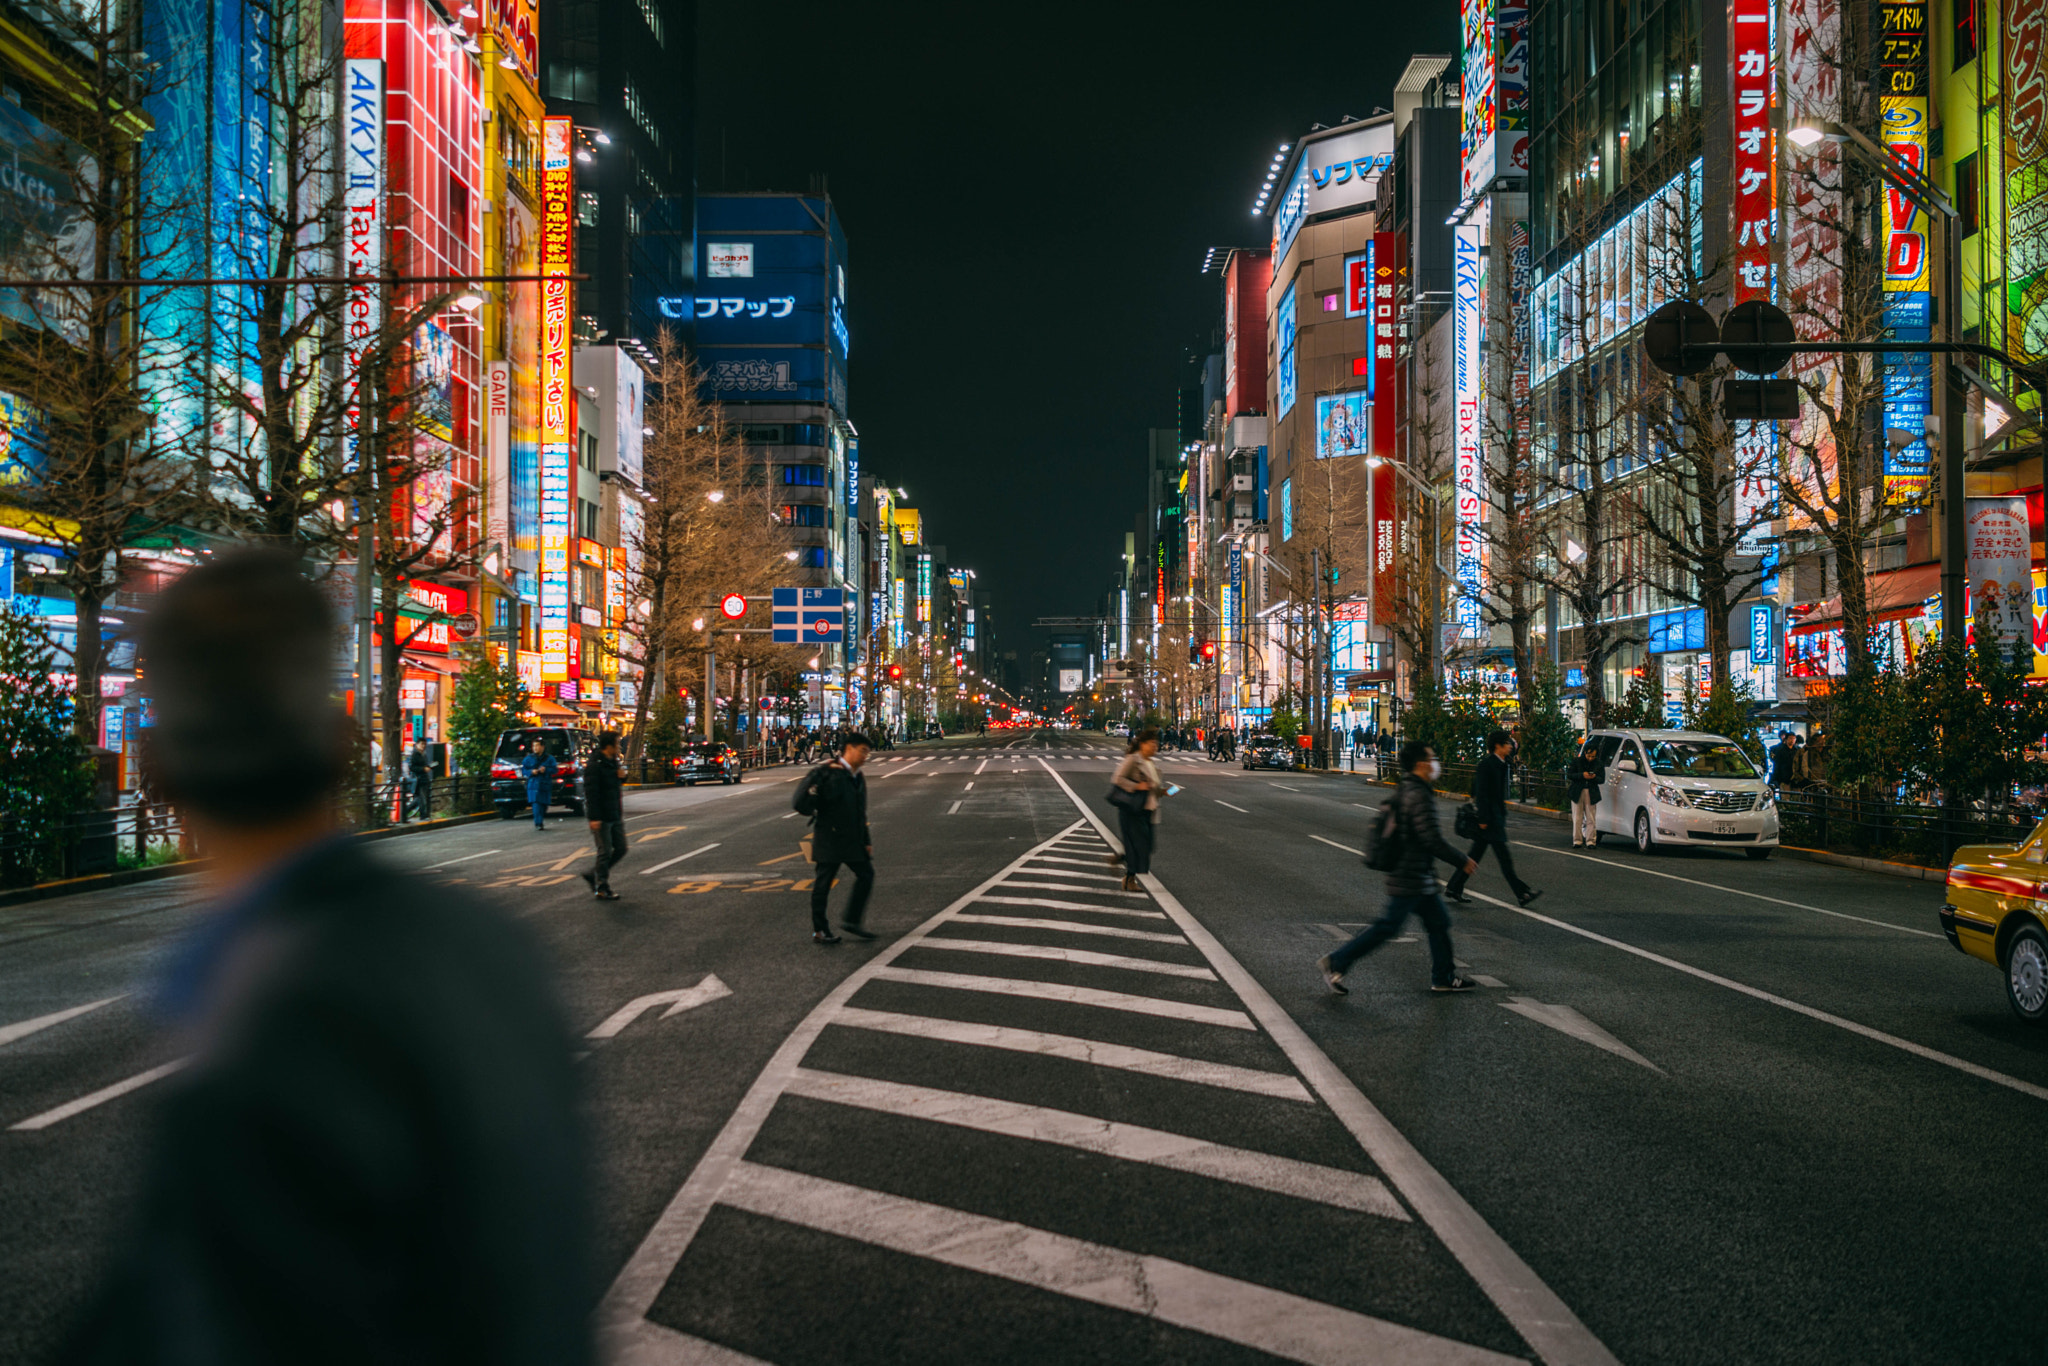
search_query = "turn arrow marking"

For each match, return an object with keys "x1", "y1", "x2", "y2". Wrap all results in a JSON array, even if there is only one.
[
  {"x1": 585, "y1": 976, "x2": 733, "y2": 1040},
  {"x1": 1499, "y1": 997, "x2": 1665, "y2": 1075}
]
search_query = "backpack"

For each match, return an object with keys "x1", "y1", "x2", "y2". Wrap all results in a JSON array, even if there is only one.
[
  {"x1": 1362, "y1": 794, "x2": 1405, "y2": 872},
  {"x1": 792, "y1": 763, "x2": 832, "y2": 818}
]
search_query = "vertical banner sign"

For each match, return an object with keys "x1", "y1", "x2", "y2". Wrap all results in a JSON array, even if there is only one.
[
  {"x1": 2004, "y1": 0, "x2": 2047, "y2": 372},
  {"x1": 538, "y1": 117, "x2": 574, "y2": 680},
  {"x1": 1966, "y1": 496, "x2": 2033, "y2": 649},
  {"x1": 1880, "y1": 0, "x2": 1932, "y2": 496},
  {"x1": 1507, "y1": 218, "x2": 1532, "y2": 488},
  {"x1": 1453, "y1": 228, "x2": 1485, "y2": 639},
  {"x1": 340, "y1": 60, "x2": 384, "y2": 473},
  {"x1": 1227, "y1": 543, "x2": 1242, "y2": 662},
  {"x1": 1496, "y1": 0, "x2": 1531, "y2": 178},
  {"x1": 1371, "y1": 232, "x2": 1403, "y2": 630},
  {"x1": 1460, "y1": 0, "x2": 1498, "y2": 194},
  {"x1": 1750, "y1": 605, "x2": 1776, "y2": 665},
  {"x1": 486, "y1": 360, "x2": 510, "y2": 552},
  {"x1": 1730, "y1": 0, "x2": 1779, "y2": 551}
]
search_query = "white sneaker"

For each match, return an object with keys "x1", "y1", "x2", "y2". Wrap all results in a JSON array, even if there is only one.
[{"x1": 1316, "y1": 954, "x2": 1348, "y2": 995}]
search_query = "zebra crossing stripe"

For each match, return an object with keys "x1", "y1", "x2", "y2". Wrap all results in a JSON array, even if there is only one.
[
  {"x1": 949, "y1": 912, "x2": 1185, "y2": 943},
  {"x1": 971, "y1": 895, "x2": 1169, "y2": 919},
  {"x1": 870, "y1": 966, "x2": 1254, "y2": 1029},
  {"x1": 909, "y1": 937, "x2": 1217, "y2": 980},
  {"x1": 716, "y1": 1163, "x2": 1518, "y2": 1366},
  {"x1": 783, "y1": 1068, "x2": 1408, "y2": 1219},
  {"x1": 828, "y1": 1007, "x2": 1313, "y2": 1101},
  {"x1": 994, "y1": 879, "x2": 1151, "y2": 898},
  {"x1": 1014, "y1": 865, "x2": 1127, "y2": 882}
]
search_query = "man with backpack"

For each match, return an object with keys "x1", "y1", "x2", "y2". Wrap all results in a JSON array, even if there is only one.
[
  {"x1": 793, "y1": 731, "x2": 876, "y2": 945},
  {"x1": 1317, "y1": 740, "x2": 1481, "y2": 994}
]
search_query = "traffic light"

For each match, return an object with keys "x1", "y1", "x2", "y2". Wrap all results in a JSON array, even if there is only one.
[
  {"x1": 1200, "y1": 640, "x2": 1216, "y2": 662},
  {"x1": 887, "y1": 664, "x2": 904, "y2": 682}
]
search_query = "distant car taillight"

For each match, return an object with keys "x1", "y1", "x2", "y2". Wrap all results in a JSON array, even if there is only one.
[{"x1": 492, "y1": 761, "x2": 518, "y2": 778}]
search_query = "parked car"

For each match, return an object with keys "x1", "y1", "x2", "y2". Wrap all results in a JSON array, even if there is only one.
[
  {"x1": 674, "y1": 741, "x2": 743, "y2": 785},
  {"x1": 1242, "y1": 736, "x2": 1294, "y2": 771},
  {"x1": 1943, "y1": 824, "x2": 2048, "y2": 1022},
  {"x1": 1585, "y1": 728, "x2": 1779, "y2": 857},
  {"x1": 489, "y1": 727, "x2": 594, "y2": 820}
]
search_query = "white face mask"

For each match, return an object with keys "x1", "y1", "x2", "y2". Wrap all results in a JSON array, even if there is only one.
[{"x1": 1423, "y1": 759, "x2": 1442, "y2": 780}]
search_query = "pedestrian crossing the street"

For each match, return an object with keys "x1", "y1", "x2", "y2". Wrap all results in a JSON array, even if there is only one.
[{"x1": 597, "y1": 817, "x2": 1614, "y2": 1365}]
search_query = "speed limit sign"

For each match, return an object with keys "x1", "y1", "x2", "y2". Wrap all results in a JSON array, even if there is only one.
[{"x1": 719, "y1": 593, "x2": 748, "y2": 620}]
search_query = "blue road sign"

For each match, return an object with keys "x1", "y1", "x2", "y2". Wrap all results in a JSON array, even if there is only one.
[{"x1": 772, "y1": 587, "x2": 844, "y2": 643}]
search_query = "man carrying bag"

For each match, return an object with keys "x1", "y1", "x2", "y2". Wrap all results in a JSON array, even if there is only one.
[{"x1": 1445, "y1": 729, "x2": 1540, "y2": 907}]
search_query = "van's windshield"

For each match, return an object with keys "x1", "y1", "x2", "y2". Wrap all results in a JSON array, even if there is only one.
[{"x1": 1642, "y1": 740, "x2": 1758, "y2": 779}]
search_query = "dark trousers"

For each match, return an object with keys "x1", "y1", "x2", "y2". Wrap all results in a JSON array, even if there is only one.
[
  {"x1": 589, "y1": 819, "x2": 626, "y2": 888},
  {"x1": 1117, "y1": 808, "x2": 1154, "y2": 877},
  {"x1": 1445, "y1": 831, "x2": 1529, "y2": 900},
  {"x1": 408, "y1": 775, "x2": 432, "y2": 820},
  {"x1": 812, "y1": 857, "x2": 875, "y2": 932},
  {"x1": 1329, "y1": 892, "x2": 1457, "y2": 985},
  {"x1": 526, "y1": 779, "x2": 547, "y2": 827}
]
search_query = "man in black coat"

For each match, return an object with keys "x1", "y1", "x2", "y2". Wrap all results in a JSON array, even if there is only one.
[
  {"x1": 64, "y1": 548, "x2": 591, "y2": 1366},
  {"x1": 1446, "y1": 728, "x2": 1542, "y2": 907},
  {"x1": 583, "y1": 731, "x2": 626, "y2": 899},
  {"x1": 802, "y1": 731, "x2": 876, "y2": 944}
]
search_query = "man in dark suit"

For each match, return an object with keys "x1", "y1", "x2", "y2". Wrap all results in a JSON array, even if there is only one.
[
  {"x1": 582, "y1": 730, "x2": 626, "y2": 899},
  {"x1": 1446, "y1": 728, "x2": 1542, "y2": 907},
  {"x1": 64, "y1": 548, "x2": 591, "y2": 1366},
  {"x1": 803, "y1": 731, "x2": 876, "y2": 944}
]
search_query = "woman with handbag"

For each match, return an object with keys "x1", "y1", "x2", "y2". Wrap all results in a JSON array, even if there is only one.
[
  {"x1": 1566, "y1": 738, "x2": 1605, "y2": 847},
  {"x1": 1109, "y1": 728, "x2": 1165, "y2": 891}
]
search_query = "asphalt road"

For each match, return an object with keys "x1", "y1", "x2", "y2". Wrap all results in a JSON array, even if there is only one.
[{"x1": 2, "y1": 729, "x2": 2043, "y2": 1364}]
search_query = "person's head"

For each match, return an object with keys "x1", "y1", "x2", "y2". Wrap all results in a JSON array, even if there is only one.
[
  {"x1": 1489, "y1": 728, "x2": 1514, "y2": 757},
  {"x1": 1398, "y1": 739, "x2": 1438, "y2": 777},
  {"x1": 1133, "y1": 727, "x2": 1159, "y2": 756},
  {"x1": 597, "y1": 731, "x2": 620, "y2": 757},
  {"x1": 841, "y1": 732, "x2": 873, "y2": 766},
  {"x1": 1582, "y1": 739, "x2": 1600, "y2": 756},
  {"x1": 139, "y1": 548, "x2": 349, "y2": 829},
  {"x1": 531, "y1": 739, "x2": 544, "y2": 754}
]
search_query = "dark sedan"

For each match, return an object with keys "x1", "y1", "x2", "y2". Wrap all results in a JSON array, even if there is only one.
[
  {"x1": 674, "y1": 742, "x2": 743, "y2": 785},
  {"x1": 1241, "y1": 737, "x2": 1296, "y2": 771}
]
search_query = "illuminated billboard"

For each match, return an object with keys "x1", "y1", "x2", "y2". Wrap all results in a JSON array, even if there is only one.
[
  {"x1": 1314, "y1": 392, "x2": 1371, "y2": 459},
  {"x1": 341, "y1": 59, "x2": 384, "y2": 472},
  {"x1": 1270, "y1": 123, "x2": 1395, "y2": 263},
  {"x1": 1453, "y1": 228, "x2": 1484, "y2": 638},
  {"x1": 1879, "y1": 0, "x2": 1932, "y2": 496},
  {"x1": 539, "y1": 116, "x2": 573, "y2": 680},
  {"x1": 1275, "y1": 281, "x2": 1297, "y2": 417},
  {"x1": 1461, "y1": 0, "x2": 1529, "y2": 194}
]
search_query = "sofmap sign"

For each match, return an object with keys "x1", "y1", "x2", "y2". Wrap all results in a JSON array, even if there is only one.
[
  {"x1": 1270, "y1": 124, "x2": 1394, "y2": 262},
  {"x1": 658, "y1": 295, "x2": 797, "y2": 319}
]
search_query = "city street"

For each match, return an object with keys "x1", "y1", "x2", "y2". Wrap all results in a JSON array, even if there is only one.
[{"x1": 2, "y1": 729, "x2": 2042, "y2": 1365}]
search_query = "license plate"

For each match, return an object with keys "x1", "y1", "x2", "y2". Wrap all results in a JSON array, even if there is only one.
[{"x1": 1714, "y1": 821, "x2": 1737, "y2": 835}]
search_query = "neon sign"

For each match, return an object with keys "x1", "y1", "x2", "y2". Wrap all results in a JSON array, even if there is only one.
[
  {"x1": 539, "y1": 116, "x2": 573, "y2": 680},
  {"x1": 1453, "y1": 228, "x2": 1484, "y2": 639},
  {"x1": 341, "y1": 60, "x2": 383, "y2": 473}
]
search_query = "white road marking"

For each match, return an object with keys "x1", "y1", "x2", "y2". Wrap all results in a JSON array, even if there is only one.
[
  {"x1": 996, "y1": 880, "x2": 1149, "y2": 897},
  {"x1": 974, "y1": 758, "x2": 989, "y2": 774},
  {"x1": 1315, "y1": 923, "x2": 1350, "y2": 940},
  {"x1": 1470, "y1": 974, "x2": 1506, "y2": 987},
  {"x1": 1216, "y1": 800, "x2": 1251, "y2": 813},
  {"x1": 717, "y1": 1163, "x2": 1516, "y2": 1366},
  {"x1": 948, "y1": 801, "x2": 963, "y2": 814},
  {"x1": 0, "y1": 995, "x2": 124, "y2": 1049},
  {"x1": 585, "y1": 977, "x2": 732, "y2": 1040},
  {"x1": 1499, "y1": 997, "x2": 1664, "y2": 1075},
  {"x1": 642, "y1": 843, "x2": 719, "y2": 874},
  {"x1": 11, "y1": 1057, "x2": 191, "y2": 1131},
  {"x1": 1270, "y1": 783, "x2": 1301, "y2": 791},
  {"x1": 1465, "y1": 888, "x2": 2048, "y2": 1104},
  {"x1": 780, "y1": 811, "x2": 799, "y2": 819},
  {"x1": 973, "y1": 895, "x2": 1168, "y2": 919},
  {"x1": 913, "y1": 937, "x2": 1216, "y2": 980},
  {"x1": 871, "y1": 759, "x2": 925, "y2": 778},
  {"x1": 950, "y1": 913, "x2": 1188, "y2": 944},
  {"x1": 422, "y1": 849, "x2": 501, "y2": 870},
  {"x1": 1031, "y1": 854, "x2": 1118, "y2": 867},
  {"x1": 963, "y1": 782, "x2": 974, "y2": 791},
  {"x1": 786, "y1": 1068, "x2": 1407, "y2": 1219},
  {"x1": 1511, "y1": 841, "x2": 1942, "y2": 938},
  {"x1": 1014, "y1": 866, "x2": 1126, "y2": 883},
  {"x1": 829, "y1": 1007, "x2": 1312, "y2": 1101},
  {"x1": 1309, "y1": 834, "x2": 1364, "y2": 856},
  {"x1": 1034, "y1": 757, "x2": 1622, "y2": 1366},
  {"x1": 871, "y1": 966, "x2": 1255, "y2": 1029}
]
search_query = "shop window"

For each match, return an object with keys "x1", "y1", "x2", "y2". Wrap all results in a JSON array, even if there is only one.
[
  {"x1": 1955, "y1": 153, "x2": 1979, "y2": 238},
  {"x1": 781, "y1": 464, "x2": 828, "y2": 486}
]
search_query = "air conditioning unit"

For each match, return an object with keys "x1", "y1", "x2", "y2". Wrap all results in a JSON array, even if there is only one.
[{"x1": 1231, "y1": 474, "x2": 1255, "y2": 492}]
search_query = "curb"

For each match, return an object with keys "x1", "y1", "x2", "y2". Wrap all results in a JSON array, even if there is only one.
[
  {"x1": 0, "y1": 808, "x2": 500, "y2": 911},
  {"x1": 1773, "y1": 844, "x2": 1946, "y2": 882}
]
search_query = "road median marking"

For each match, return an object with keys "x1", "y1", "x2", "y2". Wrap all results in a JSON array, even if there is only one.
[
  {"x1": 11, "y1": 1057, "x2": 191, "y2": 1131},
  {"x1": 0, "y1": 995, "x2": 126, "y2": 1049}
]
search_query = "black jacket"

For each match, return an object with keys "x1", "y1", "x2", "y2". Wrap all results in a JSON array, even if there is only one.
[
  {"x1": 583, "y1": 753, "x2": 623, "y2": 822},
  {"x1": 1566, "y1": 753, "x2": 1606, "y2": 803},
  {"x1": 808, "y1": 760, "x2": 871, "y2": 863},
  {"x1": 62, "y1": 840, "x2": 591, "y2": 1366},
  {"x1": 1472, "y1": 752, "x2": 1512, "y2": 828},
  {"x1": 1386, "y1": 773, "x2": 1469, "y2": 895}
]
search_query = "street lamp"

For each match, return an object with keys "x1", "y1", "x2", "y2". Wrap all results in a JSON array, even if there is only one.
[{"x1": 1787, "y1": 115, "x2": 1966, "y2": 641}]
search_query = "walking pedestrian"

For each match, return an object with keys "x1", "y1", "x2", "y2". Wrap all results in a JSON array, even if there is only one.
[
  {"x1": 1110, "y1": 728, "x2": 1165, "y2": 891},
  {"x1": 1445, "y1": 728, "x2": 1542, "y2": 907},
  {"x1": 67, "y1": 547, "x2": 591, "y2": 1365},
  {"x1": 797, "y1": 732, "x2": 876, "y2": 944},
  {"x1": 1768, "y1": 730, "x2": 1798, "y2": 788},
  {"x1": 407, "y1": 739, "x2": 433, "y2": 822},
  {"x1": 1566, "y1": 738, "x2": 1605, "y2": 847},
  {"x1": 1317, "y1": 740, "x2": 1481, "y2": 994},
  {"x1": 521, "y1": 738, "x2": 556, "y2": 829},
  {"x1": 581, "y1": 731, "x2": 625, "y2": 900}
]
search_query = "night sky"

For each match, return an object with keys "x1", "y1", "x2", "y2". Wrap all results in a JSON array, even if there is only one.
[{"x1": 696, "y1": 4, "x2": 1460, "y2": 664}]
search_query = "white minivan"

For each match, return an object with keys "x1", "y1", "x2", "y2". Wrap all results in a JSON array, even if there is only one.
[{"x1": 1586, "y1": 729, "x2": 1780, "y2": 858}]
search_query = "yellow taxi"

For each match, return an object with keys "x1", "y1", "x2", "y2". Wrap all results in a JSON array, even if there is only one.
[{"x1": 1943, "y1": 824, "x2": 2048, "y2": 1023}]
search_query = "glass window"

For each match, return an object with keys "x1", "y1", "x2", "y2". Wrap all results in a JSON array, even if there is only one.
[{"x1": 1642, "y1": 740, "x2": 1760, "y2": 778}]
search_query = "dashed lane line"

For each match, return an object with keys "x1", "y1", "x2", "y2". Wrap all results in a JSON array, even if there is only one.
[
  {"x1": 947, "y1": 801, "x2": 963, "y2": 814},
  {"x1": 1036, "y1": 756, "x2": 1622, "y2": 1366},
  {"x1": 1510, "y1": 841, "x2": 1942, "y2": 938},
  {"x1": 1216, "y1": 800, "x2": 1250, "y2": 813},
  {"x1": 1309, "y1": 834, "x2": 1364, "y2": 856},
  {"x1": 10, "y1": 1057, "x2": 191, "y2": 1131},
  {"x1": 829, "y1": 1007, "x2": 1313, "y2": 1101},
  {"x1": 421, "y1": 848, "x2": 501, "y2": 869},
  {"x1": 784, "y1": 1068, "x2": 1407, "y2": 1219},
  {"x1": 0, "y1": 995, "x2": 126, "y2": 1049},
  {"x1": 910, "y1": 937, "x2": 1218, "y2": 981},
  {"x1": 1463, "y1": 888, "x2": 2048, "y2": 1104},
  {"x1": 715, "y1": 1163, "x2": 1519, "y2": 1366}
]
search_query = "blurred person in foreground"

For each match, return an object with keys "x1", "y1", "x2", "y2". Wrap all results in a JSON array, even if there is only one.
[{"x1": 62, "y1": 548, "x2": 591, "y2": 1366}]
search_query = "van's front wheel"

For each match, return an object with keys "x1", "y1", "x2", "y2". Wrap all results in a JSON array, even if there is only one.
[{"x1": 1633, "y1": 808, "x2": 1657, "y2": 855}]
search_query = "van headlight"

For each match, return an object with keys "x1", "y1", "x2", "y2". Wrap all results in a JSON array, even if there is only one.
[
  {"x1": 1652, "y1": 782, "x2": 1687, "y2": 807},
  {"x1": 1756, "y1": 790, "x2": 1774, "y2": 811}
]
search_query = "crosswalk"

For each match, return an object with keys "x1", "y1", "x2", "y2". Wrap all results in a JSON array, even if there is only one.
[
  {"x1": 597, "y1": 818, "x2": 1611, "y2": 1365},
  {"x1": 871, "y1": 752, "x2": 1220, "y2": 766}
]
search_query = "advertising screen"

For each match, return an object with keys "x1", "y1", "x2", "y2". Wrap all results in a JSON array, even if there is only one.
[
  {"x1": 1275, "y1": 282, "x2": 1297, "y2": 417},
  {"x1": 538, "y1": 116, "x2": 574, "y2": 680},
  {"x1": 1314, "y1": 392, "x2": 1371, "y2": 459},
  {"x1": 341, "y1": 59, "x2": 384, "y2": 473},
  {"x1": 1880, "y1": 0, "x2": 1932, "y2": 495},
  {"x1": 1452, "y1": 228, "x2": 1484, "y2": 637}
]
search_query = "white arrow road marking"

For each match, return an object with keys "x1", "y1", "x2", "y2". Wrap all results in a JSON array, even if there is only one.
[
  {"x1": 11, "y1": 1057, "x2": 191, "y2": 1131},
  {"x1": 586, "y1": 976, "x2": 732, "y2": 1040},
  {"x1": 642, "y1": 843, "x2": 719, "y2": 875},
  {"x1": 1499, "y1": 997, "x2": 1665, "y2": 1075},
  {"x1": 0, "y1": 995, "x2": 124, "y2": 1049}
]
